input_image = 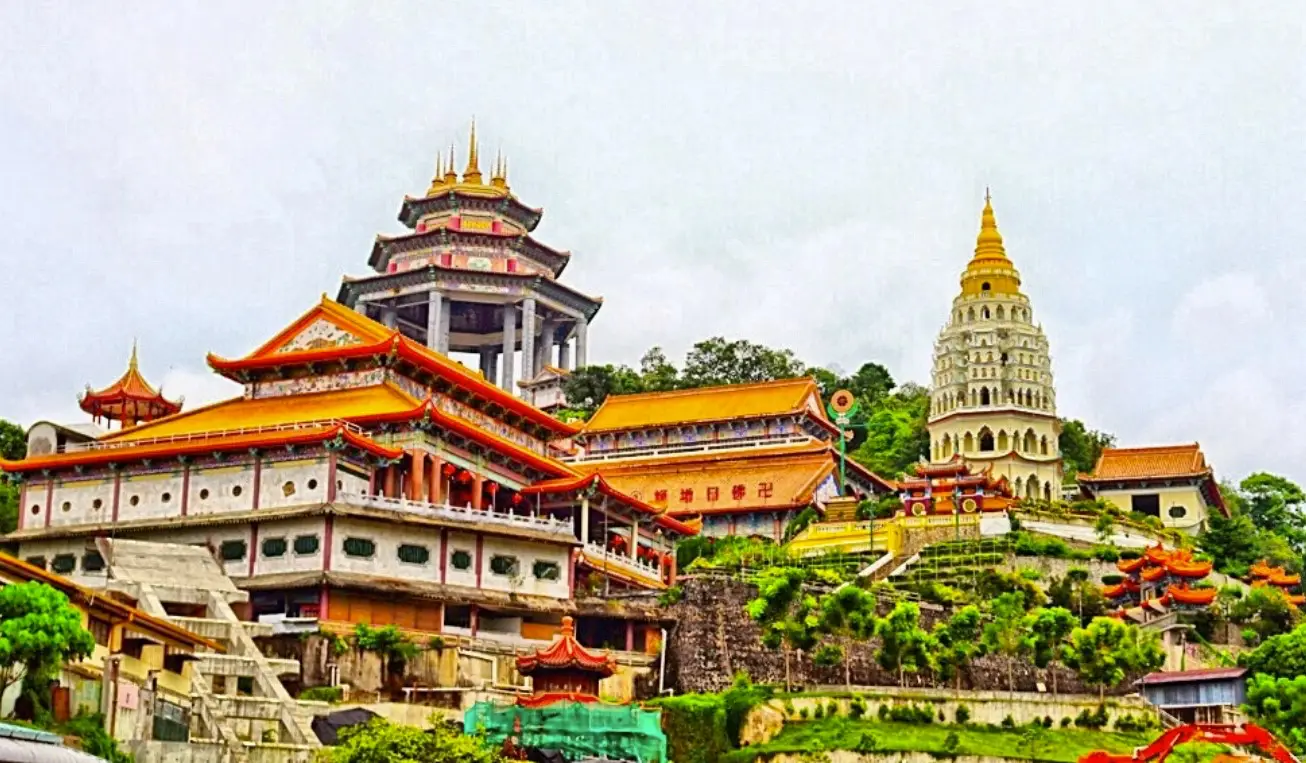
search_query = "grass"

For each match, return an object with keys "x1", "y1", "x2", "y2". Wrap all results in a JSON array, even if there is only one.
[{"x1": 720, "y1": 716, "x2": 1153, "y2": 763}]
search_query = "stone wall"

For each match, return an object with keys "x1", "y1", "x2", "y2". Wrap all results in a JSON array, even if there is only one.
[{"x1": 666, "y1": 576, "x2": 1141, "y2": 696}]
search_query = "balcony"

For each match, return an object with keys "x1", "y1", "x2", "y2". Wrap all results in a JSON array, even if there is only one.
[
  {"x1": 581, "y1": 542, "x2": 665, "y2": 585},
  {"x1": 337, "y1": 492, "x2": 574, "y2": 540}
]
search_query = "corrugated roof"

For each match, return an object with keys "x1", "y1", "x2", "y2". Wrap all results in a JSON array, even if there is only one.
[
  {"x1": 584, "y1": 377, "x2": 823, "y2": 432},
  {"x1": 1138, "y1": 667, "x2": 1246, "y2": 685}
]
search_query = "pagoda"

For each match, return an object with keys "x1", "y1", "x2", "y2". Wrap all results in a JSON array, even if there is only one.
[
  {"x1": 1106, "y1": 544, "x2": 1217, "y2": 613},
  {"x1": 514, "y1": 615, "x2": 616, "y2": 708},
  {"x1": 78, "y1": 343, "x2": 181, "y2": 429},
  {"x1": 896, "y1": 459, "x2": 1017, "y2": 516},
  {"x1": 337, "y1": 121, "x2": 602, "y2": 395}
]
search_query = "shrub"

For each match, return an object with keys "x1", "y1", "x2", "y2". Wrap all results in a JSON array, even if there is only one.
[
  {"x1": 943, "y1": 731, "x2": 961, "y2": 753},
  {"x1": 878, "y1": 704, "x2": 890, "y2": 721},
  {"x1": 1101, "y1": 573, "x2": 1125, "y2": 585},
  {"x1": 849, "y1": 696, "x2": 867, "y2": 719},
  {"x1": 813, "y1": 704, "x2": 825, "y2": 719},
  {"x1": 721, "y1": 673, "x2": 773, "y2": 746},
  {"x1": 799, "y1": 706, "x2": 810, "y2": 720},
  {"x1": 827, "y1": 700, "x2": 840, "y2": 718},
  {"x1": 1119, "y1": 549, "x2": 1142, "y2": 560},
  {"x1": 1001, "y1": 715, "x2": 1016, "y2": 729},
  {"x1": 1093, "y1": 546, "x2": 1121, "y2": 562},
  {"x1": 1043, "y1": 716, "x2": 1054, "y2": 728},
  {"x1": 1074, "y1": 705, "x2": 1109, "y2": 730},
  {"x1": 299, "y1": 686, "x2": 343, "y2": 703},
  {"x1": 1019, "y1": 568, "x2": 1042, "y2": 581},
  {"x1": 855, "y1": 732, "x2": 880, "y2": 754},
  {"x1": 1061, "y1": 717, "x2": 1072, "y2": 728},
  {"x1": 887, "y1": 704, "x2": 936, "y2": 724},
  {"x1": 656, "y1": 693, "x2": 731, "y2": 763},
  {"x1": 955, "y1": 705, "x2": 971, "y2": 724},
  {"x1": 658, "y1": 586, "x2": 684, "y2": 606},
  {"x1": 427, "y1": 636, "x2": 445, "y2": 651}
]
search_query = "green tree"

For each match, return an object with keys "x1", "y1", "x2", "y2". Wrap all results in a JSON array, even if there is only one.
[
  {"x1": 745, "y1": 567, "x2": 817, "y2": 691},
  {"x1": 560, "y1": 364, "x2": 645, "y2": 416},
  {"x1": 933, "y1": 604, "x2": 986, "y2": 692},
  {"x1": 352, "y1": 624, "x2": 419, "y2": 688},
  {"x1": 1200, "y1": 509, "x2": 1262, "y2": 576},
  {"x1": 1232, "y1": 586, "x2": 1303, "y2": 644},
  {"x1": 1059, "y1": 419, "x2": 1116, "y2": 479},
  {"x1": 1063, "y1": 617, "x2": 1164, "y2": 701},
  {"x1": 680, "y1": 337, "x2": 806, "y2": 388},
  {"x1": 1241, "y1": 623, "x2": 1306, "y2": 680},
  {"x1": 981, "y1": 591, "x2": 1030, "y2": 692},
  {"x1": 0, "y1": 482, "x2": 17, "y2": 536},
  {"x1": 874, "y1": 600, "x2": 935, "y2": 686},
  {"x1": 1047, "y1": 572, "x2": 1108, "y2": 625},
  {"x1": 1241, "y1": 473, "x2": 1306, "y2": 536},
  {"x1": 0, "y1": 582, "x2": 96, "y2": 713},
  {"x1": 0, "y1": 420, "x2": 24, "y2": 461},
  {"x1": 817, "y1": 585, "x2": 878, "y2": 689},
  {"x1": 850, "y1": 384, "x2": 930, "y2": 479},
  {"x1": 327, "y1": 716, "x2": 503, "y2": 763},
  {"x1": 1026, "y1": 607, "x2": 1077, "y2": 696},
  {"x1": 638, "y1": 347, "x2": 680, "y2": 392},
  {"x1": 1244, "y1": 674, "x2": 1306, "y2": 754}
]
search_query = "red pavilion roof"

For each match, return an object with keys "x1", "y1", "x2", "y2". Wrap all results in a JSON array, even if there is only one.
[
  {"x1": 515, "y1": 617, "x2": 616, "y2": 678},
  {"x1": 79, "y1": 344, "x2": 182, "y2": 425}
]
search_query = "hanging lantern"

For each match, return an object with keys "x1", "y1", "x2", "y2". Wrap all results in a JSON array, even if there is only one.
[
  {"x1": 457, "y1": 469, "x2": 472, "y2": 483},
  {"x1": 511, "y1": 493, "x2": 523, "y2": 506},
  {"x1": 486, "y1": 482, "x2": 499, "y2": 495},
  {"x1": 441, "y1": 463, "x2": 456, "y2": 477}
]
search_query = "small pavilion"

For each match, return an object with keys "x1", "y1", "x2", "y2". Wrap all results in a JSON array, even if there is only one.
[
  {"x1": 78, "y1": 344, "x2": 181, "y2": 429},
  {"x1": 514, "y1": 616, "x2": 616, "y2": 708}
]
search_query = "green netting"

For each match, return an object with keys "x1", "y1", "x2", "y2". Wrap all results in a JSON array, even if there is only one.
[{"x1": 464, "y1": 699, "x2": 668, "y2": 762}]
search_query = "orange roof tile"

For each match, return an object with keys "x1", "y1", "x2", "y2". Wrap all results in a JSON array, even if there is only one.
[
  {"x1": 579, "y1": 449, "x2": 837, "y2": 516},
  {"x1": 583, "y1": 377, "x2": 826, "y2": 433},
  {"x1": 1084, "y1": 443, "x2": 1210, "y2": 481},
  {"x1": 515, "y1": 616, "x2": 615, "y2": 677},
  {"x1": 521, "y1": 473, "x2": 697, "y2": 535}
]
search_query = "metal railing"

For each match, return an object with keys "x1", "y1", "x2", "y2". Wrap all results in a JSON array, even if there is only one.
[
  {"x1": 338, "y1": 491, "x2": 574, "y2": 537},
  {"x1": 564, "y1": 434, "x2": 815, "y2": 463},
  {"x1": 65, "y1": 419, "x2": 365, "y2": 452}
]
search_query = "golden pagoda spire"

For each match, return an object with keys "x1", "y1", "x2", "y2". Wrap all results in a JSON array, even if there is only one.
[
  {"x1": 959, "y1": 188, "x2": 1022, "y2": 296},
  {"x1": 128, "y1": 339, "x2": 139, "y2": 371},
  {"x1": 426, "y1": 150, "x2": 447, "y2": 195},
  {"x1": 490, "y1": 149, "x2": 508, "y2": 190},
  {"x1": 444, "y1": 144, "x2": 457, "y2": 184},
  {"x1": 462, "y1": 118, "x2": 482, "y2": 184}
]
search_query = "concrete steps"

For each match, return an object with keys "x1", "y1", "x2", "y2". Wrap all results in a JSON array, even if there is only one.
[
  {"x1": 171, "y1": 616, "x2": 275, "y2": 641},
  {"x1": 197, "y1": 653, "x2": 300, "y2": 678}
]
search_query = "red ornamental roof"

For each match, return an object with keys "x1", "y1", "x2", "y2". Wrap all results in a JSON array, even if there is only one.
[
  {"x1": 80, "y1": 345, "x2": 182, "y2": 423},
  {"x1": 515, "y1": 617, "x2": 616, "y2": 678}
]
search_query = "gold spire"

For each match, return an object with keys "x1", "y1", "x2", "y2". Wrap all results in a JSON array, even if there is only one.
[
  {"x1": 426, "y1": 150, "x2": 447, "y2": 195},
  {"x1": 490, "y1": 150, "x2": 508, "y2": 190},
  {"x1": 128, "y1": 339, "x2": 139, "y2": 371},
  {"x1": 444, "y1": 144, "x2": 457, "y2": 184},
  {"x1": 959, "y1": 190, "x2": 1022, "y2": 296},
  {"x1": 462, "y1": 119, "x2": 482, "y2": 184}
]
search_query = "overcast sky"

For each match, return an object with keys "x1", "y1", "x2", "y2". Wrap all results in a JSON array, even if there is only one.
[{"x1": 1, "y1": 3, "x2": 1302, "y2": 484}]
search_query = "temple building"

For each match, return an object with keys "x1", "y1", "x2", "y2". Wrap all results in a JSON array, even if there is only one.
[
  {"x1": 895, "y1": 460, "x2": 1018, "y2": 516},
  {"x1": 565, "y1": 378, "x2": 893, "y2": 540},
  {"x1": 927, "y1": 193, "x2": 1063, "y2": 499},
  {"x1": 336, "y1": 122, "x2": 602, "y2": 394},
  {"x1": 1076, "y1": 443, "x2": 1226, "y2": 534},
  {"x1": 1, "y1": 298, "x2": 692, "y2": 648}
]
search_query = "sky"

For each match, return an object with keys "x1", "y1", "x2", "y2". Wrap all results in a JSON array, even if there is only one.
[{"x1": 0, "y1": 3, "x2": 1302, "y2": 484}]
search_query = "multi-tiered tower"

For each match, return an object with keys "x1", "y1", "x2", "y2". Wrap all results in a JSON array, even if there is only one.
[
  {"x1": 926, "y1": 193, "x2": 1063, "y2": 501},
  {"x1": 338, "y1": 122, "x2": 602, "y2": 394}
]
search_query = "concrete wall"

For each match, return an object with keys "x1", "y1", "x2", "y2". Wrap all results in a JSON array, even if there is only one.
[
  {"x1": 1091, "y1": 485, "x2": 1211, "y2": 532},
  {"x1": 258, "y1": 458, "x2": 329, "y2": 511},
  {"x1": 253, "y1": 517, "x2": 330, "y2": 577}
]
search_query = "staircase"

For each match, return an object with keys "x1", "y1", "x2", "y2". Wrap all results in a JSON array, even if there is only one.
[{"x1": 136, "y1": 587, "x2": 320, "y2": 763}]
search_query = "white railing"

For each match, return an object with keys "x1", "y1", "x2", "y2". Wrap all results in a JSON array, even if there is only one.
[
  {"x1": 338, "y1": 491, "x2": 574, "y2": 537},
  {"x1": 583, "y1": 541, "x2": 663, "y2": 580},
  {"x1": 564, "y1": 434, "x2": 815, "y2": 463},
  {"x1": 66, "y1": 419, "x2": 366, "y2": 452}
]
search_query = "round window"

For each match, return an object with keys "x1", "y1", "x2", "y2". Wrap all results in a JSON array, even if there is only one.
[
  {"x1": 129, "y1": 495, "x2": 140, "y2": 507},
  {"x1": 307, "y1": 479, "x2": 318, "y2": 491},
  {"x1": 93, "y1": 498, "x2": 103, "y2": 510},
  {"x1": 161, "y1": 492, "x2": 171, "y2": 503},
  {"x1": 1168, "y1": 505, "x2": 1187, "y2": 519},
  {"x1": 232, "y1": 485, "x2": 243, "y2": 497},
  {"x1": 282, "y1": 481, "x2": 296, "y2": 497},
  {"x1": 199, "y1": 488, "x2": 210, "y2": 500},
  {"x1": 61, "y1": 501, "x2": 71, "y2": 513},
  {"x1": 30, "y1": 505, "x2": 39, "y2": 515}
]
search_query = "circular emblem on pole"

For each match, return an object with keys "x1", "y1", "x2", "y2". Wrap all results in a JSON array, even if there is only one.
[{"x1": 830, "y1": 389, "x2": 856, "y2": 414}]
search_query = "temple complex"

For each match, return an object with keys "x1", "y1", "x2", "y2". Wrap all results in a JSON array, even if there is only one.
[
  {"x1": 1, "y1": 298, "x2": 692, "y2": 649},
  {"x1": 927, "y1": 193, "x2": 1063, "y2": 499},
  {"x1": 565, "y1": 378, "x2": 893, "y2": 540},
  {"x1": 1077, "y1": 443, "x2": 1226, "y2": 534},
  {"x1": 337, "y1": 122, "x2": 601, "y2": 393}
]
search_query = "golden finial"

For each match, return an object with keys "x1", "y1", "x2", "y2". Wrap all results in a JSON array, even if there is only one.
[
  {"x1": 974, "y1": 188, "x2": 1007, "y2": 260},
  {"x1": 128, "y1": 339, "x2": 139, "y2": 372},
  {"x1": 490, "y1": 149, "x2": 508, "y2": 190},
  {"x1": 462, "y1": 118, "x2": 482, "y2": 184},
  {"x1": 444, "y1": 144, "x2": 457, "y2": 184},
  {"x1": 427, "y1": 151, "x2": 447, "y2": 195}
]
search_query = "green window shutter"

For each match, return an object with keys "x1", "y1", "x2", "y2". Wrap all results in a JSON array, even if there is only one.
[
  {"x1": 220, "y1": 540, "x2": 248, "y2": 561},
  {"x1": 293, "y1": 535, "x2": 320, "y2": 555},
  {"x1": 489, "y1": 555, "x2": 520, "y2": 577},
  {"x1": 450, "y1": 550, "x2": 473, "y2": 570},
  {"x1": 24, "y1": 556, "x2": 47, "y2": 570},
  {"x1": 262, "y1": 538, "x2": 288, "y2": 558},
  {"x1": 82, "y1": 551, "x2": 106, "y2": 572},
  {"x1": 532, "y1": 560, "x2": 561, "y2": 581},
  {"x1": 398, "y1": 544, "x2": 430, "y2": 565},
  {"x1": 52, "y1": 554, "x2": 76, "y2": 574},
  {"x1": 343, "y1": 537, "x2": 375, "y2": 558}
]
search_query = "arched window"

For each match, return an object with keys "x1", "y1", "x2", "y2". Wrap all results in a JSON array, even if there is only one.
[
  {"x1": 981, "y1": 307, "x2": 991, "y2": 320},
  {"x1": 943, "y1": 437, "x2": 953, "y2": 458},
  {"x1": 996, "y1": 306, "x2": 1005, "y2": 320},
  {"x1": 1013, "y1": 477, "x2": 1023, "y2": 495},
  {"x1": 963, "y1": 432, "x2": 975, "y2": 452},
  {"x1": 997, "y1": 430, "x2": 1009, "y2": 452},
  {"x1": 967, "y1": 307, "x2": 975, "y2": 322},
  {"x1": 969, "y1": 388, "x2": 977, "y2": 406},
  {"x1": 981, "y1": 282, "x2": 991, "y2": 292},
  {"x1": 1024, "y1": 429, "x2": 1037, "y2": 453},
  {"x1": 986, "y1": 352, "x2": 993, "y2": 362},
  {"x1": 1044, "y1": 483, "x2": 1053, "y2": 502},
  {"x1": 1007, "y1": 389, "x2": 1015, "y2": 403},
  {"x1": 979, "y1": 428, "x2": 994, "y2": 452},
  {"x1": 980, "y1": 388, "x2": 991, "y2": 406},
  {"x1": 1026, "y1": 477, "x2": 1039, "y2": 500},
  {"x1": 1040, "y1": 436, "x2": 1049, "y2": 455}
]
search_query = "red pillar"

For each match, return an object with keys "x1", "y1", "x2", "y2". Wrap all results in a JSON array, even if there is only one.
[
  {"x1": 181, "y1": 463, "x2": 191, "y2": 517},
  {"x1": 438, "y1": 529, "x2": 448, "y2": 585},
  {"x1": 251, "y1": 454, "x2": 262, "y2": 510},
  {"x1": 318, "y1": 585, "x2": 330, "y2": 621},
  {"x1": 249, "y1": 524, "x2": 259, "y2": 577},
  {"x1": 474, "y1": 534, "x2": 484, "y2": 588},
  {"x1": 323, "y1": 516, "x2": 334, "y2": 571},
  {"x1": 326, "y1": 452, "x2": 338, "y2": 503},
  {"x1": 43, "y1": 478, "x2": 53, "y2": 529},
  {"x1": 109, "y1": 472, "x2": 121, "y2": 525},
  {"x1": 470, "y1": 474, "x2": 485, "y2": 510},
  {"x1": 408, "y1": 452, "x2": 425, "y2": 502},
  {"x1": 470, "y1": 604, "x2": 479, "y2": 639},
  {"x1": 383, "y1": 467, "x2": 397, "y2": 498},
  {"x1": 368, "y1": 467, "x2": 377, "y2": 496},
  {"x1": 429, "y1": 457, "x2": 444, "y2": 504}
]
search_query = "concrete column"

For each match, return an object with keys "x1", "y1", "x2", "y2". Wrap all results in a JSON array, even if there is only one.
[
  {"x1": 519, "y1": 297, "x2": 536, "y2": 388},
  {"x1": 425, "y1": 291, "x2": 443, "y2": 351},
  {"x1": 536, "y1": 320, "x2": 556, "y2": 375},
  {"x1": 580, "y1": 495, "x2": 591, "y2": 544},
  {"x1": 479, "y1": 347, "x2": 494, "y2": 378},
  {"x1": 487, "y1": 350, "x2": 499, "y2": 382},
  {"x1": 380, "y1": 303, "x2": 397, "y2": 329},
  {"x1": 500, "y1": 305, "x2": 517, "y2": 390},
  {"x1": 575, "y1": 318, "x2": 588, "y2": 368},
  {"x1": 558, "y1": 335, "x2": 572, "y2": 371},
  {"x1": 438, "y1": 299, "x2": 452, "y2": 353}
]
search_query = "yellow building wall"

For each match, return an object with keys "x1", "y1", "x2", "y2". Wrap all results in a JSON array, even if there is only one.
[
  {"x1": 1092, "y1": 484, "x2": 1211, "y2": 533},
  {"x1": 928, "y1": 411, "x2": 1062, "y2": 498}
]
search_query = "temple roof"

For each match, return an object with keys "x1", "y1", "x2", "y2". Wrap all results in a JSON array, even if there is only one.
[
  {"x1": 79, "y1": 344, "x2": 182, "y2": 423},
  {"x1": 522, "y1": 473, "x2": 698, "y2": 535},
  {"x1": 515, "y1": 616, "x2": 616, "y2": 677},
  {"x1": 583, "y1": 377, "x2": 827, "y2": 434},
  {"x1": 206, "y1": 297, "x2": 580, "y2": 438},
  {"x1": 368, "y1": 226, "x2": 571, "y2": 277},
  {"x1": 1082, "y1": 443, "x2": 1211, "y2": 481},
  {"x1": 959, "y1": 191, "x2": 1023, "y2": 298}
]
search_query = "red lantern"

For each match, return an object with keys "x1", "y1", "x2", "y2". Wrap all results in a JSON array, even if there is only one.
[
  {"x1": 486, "y1": 482, "x2": 499, "y2": 494},
  {"x1": 511, "y1": 493, "x2": 523, "y2": 505},
  {"x1": 457, "y1": 469, "x2": 472, "y2": 483},
  {"x1": 441, "y1": 464, "x2": 456, "y2": 477}
]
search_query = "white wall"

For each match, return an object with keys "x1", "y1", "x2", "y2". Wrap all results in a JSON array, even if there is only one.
[
  {"x1": 117, "y1": 471, "x2": 186, "y2": 522},
  {"x1": 252, "y1": 517, "x2": 328, "y2": 576},
  {"x1": 258, "y1": 458, "x2": 330, "y2": 510},
  {"x1": 188, "y1": 465, "x2": 255, "y2": 516},
  {"x1": 48, "y1": 477, "x2": 116, "y2": 527},
  {"x1": 14, "y1": 539, "x2": 110, "y2": 588}
]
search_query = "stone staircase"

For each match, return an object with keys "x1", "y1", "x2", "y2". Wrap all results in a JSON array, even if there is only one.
[{"x1": 136, "y1": 588, "x2": 320, "y2": 763}]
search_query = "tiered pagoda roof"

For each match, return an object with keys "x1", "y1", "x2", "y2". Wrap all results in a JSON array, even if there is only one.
[
  {"x1": 896, "y1": 457, "x2": 1016, "y2": 515},
  {"x1": 79, "y1": 344, "x2": 182, "y2": 427},
  {"x1": 1250, "y1": 560, "x2": 1305, "y2": 606},
  {"x1": 1105, "y1": 544, "x2": 1217, "y2": 609},
  {"x1": 581, "y1": 377, "x2": 834, "y2": 436},
  {"x1": 514, "y1": 615, "x2": 616, "y2": 708}
]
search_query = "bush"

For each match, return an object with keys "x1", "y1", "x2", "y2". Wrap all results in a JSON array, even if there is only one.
[
  {"x1": 887, "y1": 703, "x2": 935, "y2": 724},
  {"x1": 813, "y1": 704, "x2": 825, "y2": 720},
  {"x1": 658, "y1": 586, "x2": 684, "y2": 606},
  {"x1": 1101, "y1": 574, "x2": 1125, "y2": 585},
  {"x1": 721, "y1": 673, "x2": 772, "y2": 746},
  {"x1": 61, "y1": 713, "x2": 130, "y2": 763},
  {"x1": 656, "y1": 693, "x2": 732, "y2": 763},
  {"x1": 849, "y1": 696, "x2": 867, "y2": 719},
  {"x1": 1114, "y1": 714, "x2": 1154, "y2": 733},
  {"x1": 827, "y1": 700, "x2": 840, "y2": 718},
  {"x1": 299, "y1": 686, "x2": 343, "y2": 703},
  {"x1": 1019, "y1": 568, "x2": 1042, "y2": 581},
  {"x1": 799, "y1": 706, "x2": 810, "y2": 720},
  {"x1": 943, "y1": 731, "x2": 961, "y2": 753},
  {"x1": 955, "y1": 705, "x2": 971, "y2": 724},
  {"x1": 1001, "y1": 715, "x2": 1016, "y2": 729},
  {"x1": 1119, "y1": 549, "x2": 1142, "y2": 560},
  {"x1": 1093, "y1": 546, "x2": 1121, "y2": 562},
  {"x1": 1074, "y1": 705, "x2": 1109, "y2": 730},
  {"x1": 855, "y1": 732, "x2": 880, "y2": 753},
  {"x1": 1061, "y1": 717, "x2": 1072, "y2": 728},
  {"x1": 1043, "y1": 716, "x2": 1054, "y2": 728},
  {"x1": 878, "y1": 704, "x2": 890, "y2": 721}
]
